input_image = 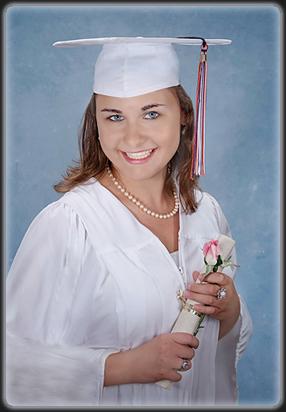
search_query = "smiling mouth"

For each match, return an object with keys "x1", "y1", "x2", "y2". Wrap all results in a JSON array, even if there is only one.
[{"x1": 123, "y1": 149, "x2": 155, "y2": 160}]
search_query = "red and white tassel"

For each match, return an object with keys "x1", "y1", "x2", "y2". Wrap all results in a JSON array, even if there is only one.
[{"x1": 191, "y1": 41, "x2": 208, "y2": 178}]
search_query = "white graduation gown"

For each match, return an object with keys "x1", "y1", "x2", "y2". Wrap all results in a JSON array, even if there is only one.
[{"x1": 5, "y1": 179, "x2": 253, "y2": 407}]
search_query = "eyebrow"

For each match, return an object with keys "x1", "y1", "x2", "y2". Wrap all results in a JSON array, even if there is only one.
[
  {"x1": 141, "y1": 103, "x2": 167, "y2": 111},
  {"x1": 100, "y1": 103, "x2": 167, "y2": 114}
]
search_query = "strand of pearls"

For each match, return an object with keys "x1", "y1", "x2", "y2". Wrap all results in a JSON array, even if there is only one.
[{"x1": 106, "y1": 166, "x2": 179, "y2": 219}]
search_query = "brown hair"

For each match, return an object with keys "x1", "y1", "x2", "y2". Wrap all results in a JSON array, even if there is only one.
[{"x1": 54, "y1": 85, "x2": 201, "y2": 213}]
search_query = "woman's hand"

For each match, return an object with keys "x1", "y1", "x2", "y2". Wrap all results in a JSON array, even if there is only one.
[
  {"x1": 184, "y1": 271, "x2": 240, "y2": 339},
  {"x1": 104, "y1": 332, "x2": 199, "y2": 386}
]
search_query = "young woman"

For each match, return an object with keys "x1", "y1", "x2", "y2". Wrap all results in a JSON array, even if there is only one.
[{"x1": 6, "y1": 38, "x2": 252, "y2": 407}]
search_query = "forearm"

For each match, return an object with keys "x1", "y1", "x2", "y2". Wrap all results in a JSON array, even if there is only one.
[{"x1": 218, "y1": 298, "x2": 240, "y2": 340}]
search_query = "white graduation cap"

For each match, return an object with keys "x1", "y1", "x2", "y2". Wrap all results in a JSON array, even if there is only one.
[{"x1": 53, "y1": 36, "x2": 232, "y2": 177}]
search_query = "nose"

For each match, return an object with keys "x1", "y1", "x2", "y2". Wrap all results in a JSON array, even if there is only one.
[{"x1": 123, "y1": 121, "x2": 146, "y2": 149}]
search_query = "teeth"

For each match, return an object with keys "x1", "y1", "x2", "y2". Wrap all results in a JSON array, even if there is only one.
[{"x1": 125, "y1": 149, "x2": 153, "y2": 160}]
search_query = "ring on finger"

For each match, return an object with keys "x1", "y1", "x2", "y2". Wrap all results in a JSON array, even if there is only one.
[
  {"x1": 179, "y1": 359, "x2": 190, "y2": 372},
  {"x1": 216, "y1": 287, "x2": 227, "y2": 300}
]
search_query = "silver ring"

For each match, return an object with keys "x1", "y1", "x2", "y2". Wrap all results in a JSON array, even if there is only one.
[
  {"x1": 217, "y1": 287, "x2": 227, "y2": 300},
  {"x1": 179, "y1": 359, "x2": 190, "y2": 372}
]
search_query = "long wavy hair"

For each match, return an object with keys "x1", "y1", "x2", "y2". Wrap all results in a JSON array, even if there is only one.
[{"x1": 54, "y1": 85, "x2": 201, "y2": 213}]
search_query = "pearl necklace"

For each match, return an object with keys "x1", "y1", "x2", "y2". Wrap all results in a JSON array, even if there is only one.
[{"x1": 106, "y1": 166, "x2": 179, "y2": 219}]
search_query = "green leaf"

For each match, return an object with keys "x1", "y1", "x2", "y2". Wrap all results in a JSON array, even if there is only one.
[{"x1": 217, "y1": 255, "x2": 223, "y2": 265}]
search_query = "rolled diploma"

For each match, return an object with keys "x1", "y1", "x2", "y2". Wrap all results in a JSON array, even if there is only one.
[{"x1": 157, "y1": 234, "x2": 235, "y2": 389}]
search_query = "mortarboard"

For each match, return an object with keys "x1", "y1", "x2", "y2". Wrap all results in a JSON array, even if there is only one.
[{"x1": 53, "y1": 36, "x2": 231, "y2": 177}]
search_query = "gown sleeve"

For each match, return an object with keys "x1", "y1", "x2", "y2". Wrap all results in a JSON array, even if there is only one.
[
  {"x1": 205, "y1": 193, "x2": 253, "y2": 403},
  {"x1": 5, "y1": 202, "x2": 118, "y2": 407}
]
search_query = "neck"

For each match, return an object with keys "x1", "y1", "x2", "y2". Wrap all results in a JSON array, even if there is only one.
[{"x1": 110, "y1": 166, "x2": 171, "y2": 211}]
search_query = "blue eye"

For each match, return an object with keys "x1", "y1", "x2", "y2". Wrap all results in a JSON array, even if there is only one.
[
  {"x1": 108, "y1": 114, "x2": 124, "y2": 122},
  {"x1": 144, "y1": 111, "x2": 159, "y2": 120}
]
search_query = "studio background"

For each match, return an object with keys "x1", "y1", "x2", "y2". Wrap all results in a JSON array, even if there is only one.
[{"x1": 4, "y1": 3, "x2": 282, "y2": 407}]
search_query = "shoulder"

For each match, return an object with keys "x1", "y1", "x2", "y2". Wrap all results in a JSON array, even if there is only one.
[
  {"x1": 12, "y1": 196, "x2": 88, "y2": 252},
  {"x1": 201, "y1": 190, "x2": 226, "y2": 217},
  {"x1": 8, "y1": 197, "x2": 91, "y2": 283},
  {"x1": 35, "y1": 178, "x2": 101, "y2": 226},
  {"x1": 194, "y1": 188, "x2": 222, "y2": 217},
  {"x1": 23, "y1": 185, "x2": 95, "y2": 242},
  {"x1": 57, "y1": 178, "x2": 106, "y2": 211},
  {"x1": 181, "y1": 189, "x2": 230, "y2": 236}
]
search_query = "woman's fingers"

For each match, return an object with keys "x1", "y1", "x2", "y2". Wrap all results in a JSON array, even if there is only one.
[
  {"x1": 175, "y1": 345, "x2": 195, "y2": 361},
  {"x1": 203, "y1": 271, "x2": 229, "y2": 285},
  {"x1": 167, "y1": 355, "x2": 193, "y2": 375},
  {"x1": 166, "y1": 370, "x2": 183, "y2": 382},
  {"x1": 187, "y1": 291, "x2": 221, "y2": 307},
  {"x1": 175, "y1": 357, "x2": 192, "y2": 372},
  {"x1": 154, "y1": 333, "x2": 198, "y2": 381},
  {"x1": 183, "y1": 272, "x2": 233, "y2": 315},
  {"x1": 192, "y1": 270, "x2": 203, "y2": 282},
  {"x1": 172, "y1": 332, "x2": 199, "y2": 349},
  {"x1": 188, "y1": 282, "x2": 220, "y2": 296},
  {"x1": 186, "y1": 272, "x2": 231, "y2": 293}
]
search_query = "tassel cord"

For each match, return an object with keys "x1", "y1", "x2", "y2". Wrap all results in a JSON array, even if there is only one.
[{"x1": 191, "y1": 42, "x2": 208, "y2": 177}]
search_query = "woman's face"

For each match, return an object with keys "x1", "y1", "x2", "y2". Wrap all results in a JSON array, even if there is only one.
[{"x1": 95, "y1": 87, "x2": 182, "y2": 182}]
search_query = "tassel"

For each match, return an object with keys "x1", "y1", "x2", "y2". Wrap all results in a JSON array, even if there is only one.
[{"x1": 191, "y1": 40, "x2": 208, "y2": 178}]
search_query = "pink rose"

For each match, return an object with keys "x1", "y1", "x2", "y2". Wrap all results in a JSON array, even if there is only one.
[{"x1": 203, "y1": 239, "x2": 221, "y2": 265}]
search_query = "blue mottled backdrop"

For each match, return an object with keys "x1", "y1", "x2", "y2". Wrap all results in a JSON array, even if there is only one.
[{"x1": 4, "y1": 3, "x2": 282, "y2": 407}]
